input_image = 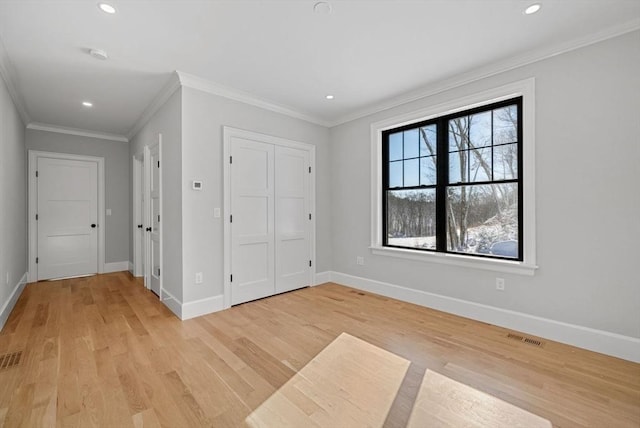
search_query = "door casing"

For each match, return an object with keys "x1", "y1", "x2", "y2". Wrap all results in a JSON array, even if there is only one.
[{"x1": 28, "y1": 150, "x2": 105, "y2": 282}]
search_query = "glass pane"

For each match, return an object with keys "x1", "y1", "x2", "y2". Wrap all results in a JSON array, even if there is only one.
[
  {"x1": 403, "y1": 128, "x2": 419, "y2": 159},
  {"x1": 493, "y1": 105, "x2": 518, "y2": 145},
  {"x1": 468, "y1": 148, "x2": 491, "y2": 182},
  {"x1": 449, "y1": 117, "x2": 469, "y2": 152},
  {"x1": 420, "y1": 156, "x2": 437, "y2": 186},
  {"x1": 468, "y1": 111, "x2": 492, "y2": 148},
  {"x1": 389, "y1": 132, "x2": 403, "y2": 161},
  {"x1": 449, "y1": 151, "x2": 465, "y2": 184},
  {"x1": 446, "y1": 183, "x2": 519, "y2": 258},
  {"x1": 386, "y1": 189, "x2": 436, "y2": 250},
  {"x1": 493, "y1": 143, "x2": 518, "y2": 180},
  {"x1": 404, "y1": 158, "x2": 419, "y2": 187},
  {"x1": 419, "y1": 125, "x2": 437, "y2": 156},
  {"x1": 389, "y1": 161, "x2": 402, "y2": 188}
]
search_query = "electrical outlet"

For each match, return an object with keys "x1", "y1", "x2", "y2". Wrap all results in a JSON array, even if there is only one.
[
  {"x1": 496, "y1": 277, "x2": 505, "y2": 291},
  {"x1": 213, "y1": 208, "x2": 221, "y2": 218},
  {"x1": 356, "y1": 256, "x2": 364, "y2": 266},
  {"x1": 5, "y1": 272, "x2": 9, "y2": 286},
  {"x1": 195, "y1": 272, "x2": 203, "y2": 284}
]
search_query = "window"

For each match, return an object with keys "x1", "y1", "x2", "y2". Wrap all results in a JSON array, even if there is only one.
[{"x1": 382, "y1": 97, "x2": 523, "y2": 261}]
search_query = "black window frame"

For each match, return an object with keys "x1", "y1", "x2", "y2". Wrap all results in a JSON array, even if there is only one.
[{"x1": 382, "y1": 97, "x2": 523, "y2": 261}]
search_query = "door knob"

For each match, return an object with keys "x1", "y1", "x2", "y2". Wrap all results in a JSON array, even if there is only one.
[
  {"x1": 146, "y1": 227, "x2": 152, "y2": 232},
  {"x1": 91, "y1": 224, "x2": 97, "y2": 228},
  {"x1": 137, "y1": 224, "x2": 143, "y2": 228}
]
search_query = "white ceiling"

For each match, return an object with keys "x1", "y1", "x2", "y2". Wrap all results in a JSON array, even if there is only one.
[{"x1": 0, "y1": 0, "x2": 639, "y2": 137}]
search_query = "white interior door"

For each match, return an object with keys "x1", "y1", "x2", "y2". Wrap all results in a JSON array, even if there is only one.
[
  {"x1": 145, "y1": 143, "x2": 162, "y2": 296},
  {"x1": 133, "y1": 156, "x2": 145, "y2": 278},
  {"x1": 275, "y1": 146, "x2": 312, "y2": 293},
  {"x1": 230, "y1": 138, "x2": 275, "y2": 305},
  {"x1": 37, "y1": 157, "x2": 98, "y2": 280},
  {"x1": 139, "y1": 156, "x2": 146, "y2": 279}
]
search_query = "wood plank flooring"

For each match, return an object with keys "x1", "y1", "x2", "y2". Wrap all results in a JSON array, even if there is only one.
[{"x1": 0, "y1": 272, "x2": 638, "y2": 427}]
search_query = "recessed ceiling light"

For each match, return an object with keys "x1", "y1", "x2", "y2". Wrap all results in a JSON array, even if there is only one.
[
  {"x1": 89, "y1": 48, "x2": 108, "y2": 60},
  {"x1": 524, "y1": 3, "x2": 541, "y2": 15},
  {"x1": 98, "y1": 2, "x2": 116, "y2": 14},
  {"x1": 82, "y1": 101, "x2": 93, "y2": 107},
  {"x1": 313, "y1": 2, "x2": 332, "y2": 15},
  {"x1": 325, "y1": 95, "x2": 334, "y2": 100}
]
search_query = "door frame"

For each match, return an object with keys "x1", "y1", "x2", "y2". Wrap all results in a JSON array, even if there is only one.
[
  {"x1": 144, "y1": 136, "x2": 163, "y2": 298},
  {"x1": 223, "y1": 126, "x2": 316, "y2": 309},
  {"x1": 132, "y1": 154, "x2": 144, "y2": 278},
  {"x1": 28, "y1": 150, "x2": 106, "y2": 282}
]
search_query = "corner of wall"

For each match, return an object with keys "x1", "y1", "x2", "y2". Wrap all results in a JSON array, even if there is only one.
[{"x1": 0, "y1": 272, "x2": 27, "y2": 331}]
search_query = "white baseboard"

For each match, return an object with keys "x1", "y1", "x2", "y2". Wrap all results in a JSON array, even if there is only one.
[
  {"x1": 160, "y1": 288, "x2": 182, "y2": 319},
  {"x1": 314, "y1": 271, "x2": 332, "y2": 286},
  {"x1": 103, "y1": 261, "x2": 129, "y2": 273},
  {"x1": 182, "y1": 295, "x2": 224, "y2": 320},
  {"x1": 128, "y1": 262, "x2": 134, "y2": 274},
  {"x1": 0, "y1": 272, "x2": 28, "y2": 332},
  {"x1": 159, "y1": 288, "x2": 224, "y2": 321},
  {"x1": 328, "y1": 271, "x2": 640, "y2": 363}
]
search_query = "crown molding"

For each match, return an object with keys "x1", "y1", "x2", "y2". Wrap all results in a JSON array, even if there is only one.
[
  {"x1": 329, "y1": 19, "x2": 640, "y2": 127},
  {"x1": 126, "y1": 72, "x2": 182, "y2": 140},
  {"x1": 0, "y1": 37, "x2": 30, "y2": 125},
  {"x1": 27, "y1": 122, "x2": 128, "y2": 143},
  {"x1": 176, "y1": 71, "x2": 331, "y2": 128}
]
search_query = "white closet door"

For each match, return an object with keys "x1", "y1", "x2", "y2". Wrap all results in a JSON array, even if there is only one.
[
  {"x1": 231, "y1": 138, "x2": 275, "y2": 305},
  {"x1": 37, "y1": 157, "x2": 98, "y2": 280},
  {"x1": 275, "y1": 146, "x2": 312, "y2": 293}
]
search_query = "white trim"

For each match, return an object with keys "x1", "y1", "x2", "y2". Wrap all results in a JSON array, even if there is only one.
[
  {"x1": 328, "y1": 271, "x2": 640, "y2": 363},
  {"x1": 103, "y1": 261, "x2": 129, "y2": 273},
  {"x1": 330, "y1": 20, "x2": 640, "y2": 127},
  {"x1": 157, "y1": 288, "x2": 224, "y2": 320},
  {"x1": 142, "y1": 136, "x2": 163, "y2": 296},
  {"x1": 223, "y1": 126, "x2": 317, "y2": 309},
  {"x1": 0, "y1": 38, "x2": 29, "y2": 124},
  {"x1": 26, "y1": 122, "x2": 128, "y2": 143},
  {"x1": 28, "y1": 151, "x2": 106, "y2": 282},
  {"x1": 128, "y1": 261, "x2": 134, "y2": 274},
  {"x1": 182, "y1": 295, "x2": 224, "y2": 320},
  {"x1": 0, "y1": 273, "x2": 27, "y2": 332},
  {"x1": 314, "y1": 271, "x2": 331, "y2": 286},
  {"x1": 127, "y1": 72, "x2": 181, "y2": 140},
  {"x1": 177, "y1": 71, "x2": 331, "y2": 127},
  {"x1": 159, "y1": 288, "x2": 182, "y2": 319},
  {"x1": 370, "y1": 78, "x2": 537, "y2": 275},
  {"x1": 370, "y1": 247, "x2": 536, "y2": 276}
]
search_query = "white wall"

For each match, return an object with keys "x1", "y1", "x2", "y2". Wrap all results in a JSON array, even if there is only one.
[
  {"x1": 0, "y1": 70, "x2": 26, "y2": 328},
  {"x1": 329, "y1": 31, "x2": 640, "y2": 339},
  {"x1": 26, "y1": 129, "x2": 130, "y2": 264},
  {"x1": 181, "y1": 87, "x2": 331, "y2": 304},
  {"x1": 130, "y1": 88, "x2": 183, "y2": 302}
]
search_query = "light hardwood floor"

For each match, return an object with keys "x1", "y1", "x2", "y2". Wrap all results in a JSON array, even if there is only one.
[{"x1": 0, "y1": 272, "x2": 638, "y2": 427}]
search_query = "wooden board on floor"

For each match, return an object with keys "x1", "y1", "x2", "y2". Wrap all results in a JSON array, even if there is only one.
[{"x1": 245, "y1": 333, "x2": 410, "y2": 427}]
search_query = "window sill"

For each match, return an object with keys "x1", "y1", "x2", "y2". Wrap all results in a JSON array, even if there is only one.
[{"x1": 369, "y1": 246, "x2": 537, "y2": 276}]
